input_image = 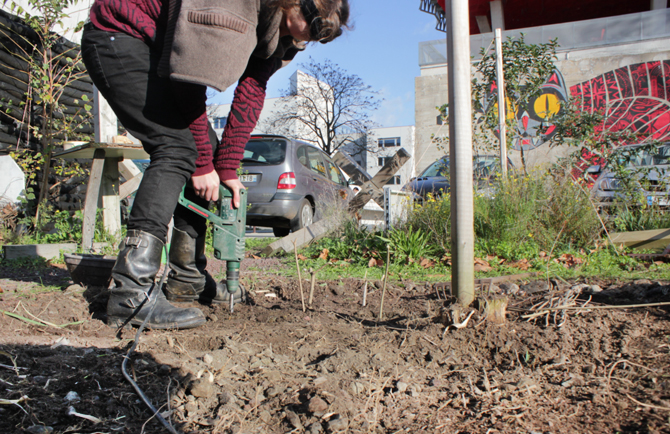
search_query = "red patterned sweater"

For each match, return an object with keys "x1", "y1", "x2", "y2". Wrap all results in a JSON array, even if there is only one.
[{"x1": 89, "y1": 0, "x2": 276, "y2": 180}]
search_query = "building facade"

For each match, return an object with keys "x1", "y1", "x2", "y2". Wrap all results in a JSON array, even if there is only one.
[{"x1": 415, "y1": 6, "x2": 670, "y2": 175}]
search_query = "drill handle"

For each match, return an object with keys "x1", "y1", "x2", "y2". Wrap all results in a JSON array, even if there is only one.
[{"x1": 177, "y1": 184, "x2": 229, "y2": 226}]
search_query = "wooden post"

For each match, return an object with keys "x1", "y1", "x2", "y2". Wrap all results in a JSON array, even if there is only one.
[
  {"x1": 101, "y1": 157, "x2": 122, "y2": 237},
  {"x1": 82, "y1": 149, "x2": 105, "y2": 252},
  {"x1": 495, "y1": 28, "x2": 508, "y2": 179},
  {"x1": 446, "y1": 0, "x2": 475, "y2": 307}
]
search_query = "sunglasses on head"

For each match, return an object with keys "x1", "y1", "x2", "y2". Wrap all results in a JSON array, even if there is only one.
[{"x1": 299, "y1": 0, "x2": 323, "y2": 41}]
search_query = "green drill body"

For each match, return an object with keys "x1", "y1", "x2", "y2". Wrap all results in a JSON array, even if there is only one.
[{"x1": 178, "y1": 185, "x2": 246, "y2": 312}]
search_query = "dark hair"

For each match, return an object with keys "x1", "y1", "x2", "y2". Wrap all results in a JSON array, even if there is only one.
[{"x1": 309, "y1": 0, "x2": 350, "y2": 43}]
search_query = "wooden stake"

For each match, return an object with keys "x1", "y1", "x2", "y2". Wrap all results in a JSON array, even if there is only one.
[
  {"x1": 378, "y1": 246, "x2": 391, "y2": 321},
  {"x1": 293, "y1": 240, "x2": 306, "y2": 312},
  {"x1": 361, "y1": 269, "x2": 369, "y2": 307},
  {"x1": 308, "y1": 268, "x2": 316, "y2": 307}
]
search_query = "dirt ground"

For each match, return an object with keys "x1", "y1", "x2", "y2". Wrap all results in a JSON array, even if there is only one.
[{"x1": 0, "y1": 256, "x2": 669, "y2": 434}]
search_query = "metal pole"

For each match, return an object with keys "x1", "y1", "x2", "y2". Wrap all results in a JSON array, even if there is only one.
[
  {"x1": 495, "y1": 28, "x2": 508, "y2": 178},
  {"x1": 446, "y1": 0, "x2": 475, "y2": 306}
]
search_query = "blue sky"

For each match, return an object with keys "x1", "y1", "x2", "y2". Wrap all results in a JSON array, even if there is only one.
[{"x1": 208, "y1": 0, "x2": 446, "y2": 128}]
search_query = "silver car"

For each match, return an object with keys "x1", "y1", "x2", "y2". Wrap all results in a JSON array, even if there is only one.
[
  {"x1": 240, "y1": 135, "x2": 349, "y2": 237},
  {"x1": 590, "y1": 143, "x2": 670, "y2": 207}
]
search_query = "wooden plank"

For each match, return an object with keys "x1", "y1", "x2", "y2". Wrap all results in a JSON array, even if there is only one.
[
  {"x1": 260, "y1": 217, "x2": 336, "y2": 256},
  {"x1": 348, "y1": 148, "x2": 410, "y2": 211},
  {"x1": 119, "y1": 172, "x2": 142, "y2": 199},
  {"x1": 3, "y1": 243, "x2": 77, "y2": 260},
  {"x1": 118, "y1": 159, "x2": 141, "y2": 179},
  {"x1": 610, "y1": 228, "x2": 670, "y2": 251},
  {"x1": 332, "y1": 151, "x2": 372, "y2": 185},
  {"x1": 82, "y1": 149, "x2": 105, "y2": 252},
  {"x1": 101, "y1": 157, "x2": 122, "y2": 237}
]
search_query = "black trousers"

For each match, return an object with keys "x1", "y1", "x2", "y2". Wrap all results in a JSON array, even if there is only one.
[{"x1": 81, "y1": 24, "x2": 213, "y2": 241}]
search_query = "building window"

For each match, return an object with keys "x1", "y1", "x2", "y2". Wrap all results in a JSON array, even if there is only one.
[
  {"x1": 436, "y1": 115, "x2": 443, "y2": 125},
  {"x1": 378, "y1": 137, "x2": 400, "y2": 148},
  {"x1": 212, "y1": 117, "x2": 227, "y2": 129},
  {"x1": 378, "y1": 156, "x2": 391, "y2": 167},
  {"x1": 385, "y1": 175, "x2": 401, "y2": 185}
]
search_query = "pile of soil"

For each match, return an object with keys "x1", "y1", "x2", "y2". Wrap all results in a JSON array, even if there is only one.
[{"x1": 0, "y1": 257, "x2": 668, "y2": 433}]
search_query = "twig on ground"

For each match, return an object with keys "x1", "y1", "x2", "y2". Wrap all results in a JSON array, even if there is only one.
[
  {"x1": 67, "y1": 406, "x2": 103, "y2": 423},
  {"x1": 362, "y1": 269, "x2": 369, "y2": 307},
  {"x1": 626, "y1": 394, "x2": 670, "y2": 411},
  {"x1": 308, "y1": 268, "x2": 316, "y2": 308},
  {"x1": 0, "y1": 395, "x2": 28, "y2": 414},
  {"x1": 292, "y1": 240, "x2": 306, "y2": 312},
  {"x1": 378, "y1": 247, "x2": 391, "y2": 321},
  {"x1": 442, "y1": 310, "x2": 475, "y2": 337}
]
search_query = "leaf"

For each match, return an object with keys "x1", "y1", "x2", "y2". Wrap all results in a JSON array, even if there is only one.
[
  {"x1": 474, "y1": 257, "x2": 492, "y2": 272},
  {"x1": 419, "y1": 258, "x2": 435, "y2": 268},
  {"x1": 297, "y1": 254, "x2": 307, "y2": 261},
  {"x1": 368, "y1": 258, "x2": 383, "y2": 268},
  {"x1": 318, "y1": 249, "x2": 329, "y2": 260},
  {"x1": 509, "y1": 259, "x2": 531, "y2": 270}
]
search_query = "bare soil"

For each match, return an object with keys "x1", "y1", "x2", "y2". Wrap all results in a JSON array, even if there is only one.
[{"x1": 0, "y1": 257, "x2": 669, "y2": 434}]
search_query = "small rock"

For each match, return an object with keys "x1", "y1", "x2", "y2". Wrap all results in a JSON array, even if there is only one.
[
  {"x1": 208, "y1": 314, "x2": 218, "y2": 322},
  {"x1": 65, "y1": 284, "x2": 84, "y2": 293},
  {"x1": 158, "y1": 365, "x2": 171, "y2": 376},
  {"x1": 184, "y1": 401, "x2": 198, "y2": 414},
  {"x1": 203, "y1": 354, "x2": 214, "y2": 365},
  {"x1": 309, "y1": 421, "x2": 324, "y2": 434},
  {"x1": 313, "y1": 376, "x2": 328, "y2": 385},
  {"x1": 259, "y1": 410, "x2": 272, "y2": 424},
  {"x1": 516, "y1": 377, "x2": 538, "y2": 390},
  {"x1": 330, "y1": 284, "x2": 345, "y2": 296},
  {"x1": 350, "y1": 381, "x2": 365, "y2": 395},
  {"x1": 326, "y1": 415, "x2": 349, "y2": 432},
  {"x1": 219, "y1": 391, "x2": 236, "y2": 405},
  {"x1": 586, "y1": 285, "x2": 603, "y2": 294},
  {"x1": 286, "y1": 410, "x2": 303, "y2": 430},
  {"x1": 266, "y1": 387, "x2": 280, "y2": 398},
  {"x1": 498, "y1": 283, "x2": 520, "y2": 295},
  {"x1": 396, "y1": 381, "x2": 408, "y2": 393},
  {"x1": 307, "y1": 396, "x2": 328, "y2": 414},
  {"x1": 26, "y1": 426, "x2": 53, "y2": 434},
  {"x1": 64, "y1": 391, "x2": 80, "y2": 402},
  {"x1": 189, "y1": 378, "x2": 215, "y2": 398}
]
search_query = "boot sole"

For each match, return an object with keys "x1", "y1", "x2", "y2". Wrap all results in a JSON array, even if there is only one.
[{"x1": 107, "y1": 315, "x2": 206, "y2": 330}]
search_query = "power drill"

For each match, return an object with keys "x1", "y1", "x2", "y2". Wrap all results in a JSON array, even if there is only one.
[{"x1": 178, "y1": 185, "x2": 247, "y2": 313}]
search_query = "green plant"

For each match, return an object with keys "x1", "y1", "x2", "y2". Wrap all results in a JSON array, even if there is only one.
[
  {"x1": 1, "y1": 0, "x2": 92, "y2": 216},
  {"x1": 377, "y1": 227, "x2": 439, "y2": 264}
]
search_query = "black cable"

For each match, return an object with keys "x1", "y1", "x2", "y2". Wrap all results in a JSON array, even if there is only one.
[{"x1": 120, "y1": 246, "x2": 180, "y2": 434}]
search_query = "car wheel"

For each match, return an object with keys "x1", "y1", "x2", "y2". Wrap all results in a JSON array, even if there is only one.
[
  {"x1": 291, "y1": 199, "x2": 313, "y2": 231},
  {"x1": 273, "y1": 227, "x2": 290, "y2": 237}
]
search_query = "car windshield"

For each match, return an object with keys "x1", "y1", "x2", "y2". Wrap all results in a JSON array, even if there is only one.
[
  {"x1": 613, "y1": 144, "x2": 670, "y2": 168},
  {"x1": 242, "y1": 140, "x2": 287, "y2": 165},
  {"x1": 421, "y1": 159, "x2": 449, "y2": 177}
]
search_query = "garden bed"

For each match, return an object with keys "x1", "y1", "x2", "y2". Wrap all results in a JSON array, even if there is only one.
[{"x1": 0, "y1": 256, "x2": 668, "y2": 433}]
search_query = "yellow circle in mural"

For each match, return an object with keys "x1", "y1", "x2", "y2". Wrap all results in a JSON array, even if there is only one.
[{"x1": 534, "y1": 93, "x2": 561, "y2": 119}]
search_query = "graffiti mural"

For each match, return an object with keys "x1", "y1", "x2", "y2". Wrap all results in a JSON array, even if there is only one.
[
  {"x1": 570, "y1": 61, "x2": 670, "y2": 143},
  {"x1": 569, "y1": 61, "x2": 670, "y2": 184},
  {"x1": 482, "y1": 70, "x2": 569, "y2": 151}
]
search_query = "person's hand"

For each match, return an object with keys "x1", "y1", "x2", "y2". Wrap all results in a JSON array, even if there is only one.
[
  {"x1": 222, "y1": 177, "x2": 245, "y2": 209},
  {"x1": 192, "y1": 170, "x2": 220, "y2": 202}
]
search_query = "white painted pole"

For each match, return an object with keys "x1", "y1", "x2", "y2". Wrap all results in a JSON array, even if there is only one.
[
  {"x1": 446, "y1": 0, "x2": 475, "y2": 306},
  {"x1": 495, "y1": 28, "x2": 508, "y2": 178}
]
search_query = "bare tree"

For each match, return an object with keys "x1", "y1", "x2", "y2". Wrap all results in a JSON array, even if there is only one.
[{"x1": 260, "y1": 57, "x2": 381, "y2": 156}]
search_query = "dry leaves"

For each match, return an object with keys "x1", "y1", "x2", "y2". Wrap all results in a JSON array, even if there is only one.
[
  {"x1": 419, "y1": 258, "x2": 435, "y2": 268},
  {"x1": 474, "y1": 258, "x2": 492, "y2": 272},
  {"x1": 368, "y1": 258, "x2": 384, "y2": 268},
  {"x1": 508, "y1": 258, "x2": 531, "y2": 270},
  {"x1": 318, "y1": 249, "x2": 329, "y2": 261},
  {"x1": 297, "y1": 254, "x2": 308, "y2": 261},
  {"x1": 554, "y1": 253, "x2": 584, "y2": 268}
]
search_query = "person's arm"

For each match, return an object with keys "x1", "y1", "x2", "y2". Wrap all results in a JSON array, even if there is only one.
[{"x1": 214, "y1": 56, "x2": 280, "y2": 207}]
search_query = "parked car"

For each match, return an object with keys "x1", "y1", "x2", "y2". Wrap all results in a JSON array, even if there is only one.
[
  {"x1": 590, "y1": 143, "x2": 670, "y2": 207},
  {"x1": 240, "y1": 135, "x2": 350, "y2": 237},
  {"x1": 402, "y1": 154, "x2": 513, "y2": 201}
]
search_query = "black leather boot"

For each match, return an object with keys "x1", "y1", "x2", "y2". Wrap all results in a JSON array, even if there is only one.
[
  {"x1": 107, "y1": 230, "x2": 206, "y2": 330},
  {"x1": 165, "y1": 228, "x2": 244, "y2": 305}
]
